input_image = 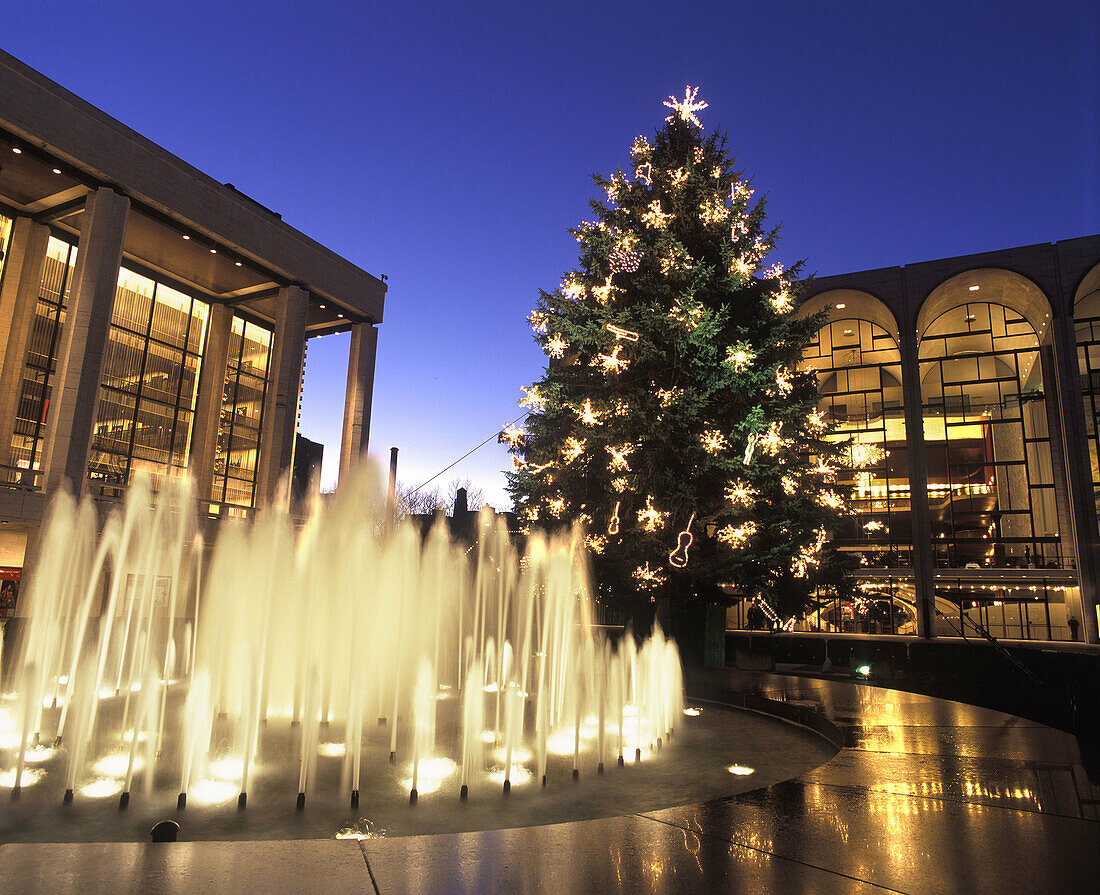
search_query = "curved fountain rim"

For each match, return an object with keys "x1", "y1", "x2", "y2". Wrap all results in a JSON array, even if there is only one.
[{"x1": 685, "y1": 690, "x2": 845, "y2": 751}]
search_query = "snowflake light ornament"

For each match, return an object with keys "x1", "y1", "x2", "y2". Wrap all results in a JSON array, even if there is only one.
[
  {"x1": 664, "y1": 86, "x2": 709, "y2": 127},
  {"x1": 546, "y1": 333, "x2": 567, "y2": 358}
]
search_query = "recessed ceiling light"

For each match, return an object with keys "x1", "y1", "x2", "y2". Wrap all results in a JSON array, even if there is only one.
[
  {"x1": 319, "y1": 304, "x2": 326, "y2": 309},
  {"x1": 966, "y1": 315, "x2": 976, "y2": 322},
  {"x1": 968, "y1": 285, "x2": 979, "y2": 291},
  {"x1": 835, "y1": 303, "x2": 846, "y2": 309},
  {"x1": 843, "y1": 329, "x2": 853, "y2": 335},
  {"x1": 209, "y1": 248, "x2": 217, "y2": 254},
  {"x1": 11, "y1": 147, "x2": 21, "y2": 154},
  {"x1": 52, "y1": 167, "x2": 61, "y2": 175},
  {"x1": 182, "y1": 235, "x2": 190, "y2": 240},
  {"x1": 234, "y1": 261, "x2": 242, "y2": 267},
  {"x1": 337, "y1": 313, "x2": 344, "y2": 318}
]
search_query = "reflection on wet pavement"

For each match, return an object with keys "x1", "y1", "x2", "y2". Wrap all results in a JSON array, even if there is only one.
[{"x1": 363, "y1": 671, "x2": 1098, "y2": 893}]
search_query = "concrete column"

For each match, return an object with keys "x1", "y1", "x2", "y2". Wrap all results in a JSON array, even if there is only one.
[
  {"x1": 41, "y1": 188, "x2": 129, "y2": 495},
  {"x1": 255, "y1": 285, "x2": 307, "y2": 509},
  {"x1": 1049, "y1": 314, "x2": 1100, "y2": 644},
  {"x1": 0, "y1": 218, "x2": 50, "y2": 475},
  {"x1": 899, "y1": 327, "x2": 936, "y2": 638},
  {"x1": 338, "y1": 322, "x2": 379, "y2": 483},
  {"x1": 188, "y1": 303, "x2": 234, "y2": 503}
]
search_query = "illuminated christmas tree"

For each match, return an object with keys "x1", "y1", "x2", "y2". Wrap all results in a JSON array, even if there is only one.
[{"x1": 506, "y1": 88, "x2": 847, "y2": 620}]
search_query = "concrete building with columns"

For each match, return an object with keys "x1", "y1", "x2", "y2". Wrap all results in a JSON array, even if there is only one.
[
  {"x1": 727, "y1": 234, "x2": 1100, "y2": 645},
  {"x1": 0, "y1": 50, "x2": 384, "y2": 601}
]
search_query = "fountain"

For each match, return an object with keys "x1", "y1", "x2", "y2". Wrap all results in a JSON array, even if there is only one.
[{"x1": 0, "y1": 466, "x2": 696, "y2": 822}]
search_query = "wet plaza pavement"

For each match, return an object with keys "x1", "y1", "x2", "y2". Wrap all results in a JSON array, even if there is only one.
[{"x1": 3, "y1": 669, "x2": 1098, "y2": 893}]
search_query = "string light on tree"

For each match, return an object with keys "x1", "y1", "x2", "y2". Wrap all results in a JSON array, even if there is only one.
[
  {"x1": 637, "y1": 496, "x2": 668, "y2": 532},
  {"x1": 717, "y1": 521, "x2": 757, "y2": 548},
  {"x1": 608, "y1": 444, "x2": 633, "y2": 471},
  {"x1": 700, "y1": 429, "x2": 727, "y2": 453},
  {"x1": 506, "y1": 86, "x2": 846, "y2": 624},
  {"x1": 599, "y1": 344, "x2": 629, "y2": 373},
  {"x1": 520, "y1": 386, "x2": 546, "y2": 412},
  {"x1": 663, "y1": 86, "x2": 709, "y2": 127},
  {"x1": 499, "y1": 424, "x2": 527, "y2": 448}
]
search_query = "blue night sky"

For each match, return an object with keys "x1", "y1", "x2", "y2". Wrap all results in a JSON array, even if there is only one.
[{"x1": 3, "y1": 1, "x2": 1097, "y2": 507}]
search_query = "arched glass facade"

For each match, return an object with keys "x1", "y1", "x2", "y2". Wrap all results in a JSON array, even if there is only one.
[
  {"x1": 919, "y1": 302, "x2": 1059, "y2": 570},
  {"x1": 1074, "y1": 280, "x2": 1100, "y2": 536}
]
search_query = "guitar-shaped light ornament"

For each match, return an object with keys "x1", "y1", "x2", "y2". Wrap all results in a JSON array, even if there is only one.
[
  {"x1": 669, "y1": 513, "x2": 696, "y2": 569},
  {"x1": 608, "y1": 501, "x2": 621, "y2": 536}
]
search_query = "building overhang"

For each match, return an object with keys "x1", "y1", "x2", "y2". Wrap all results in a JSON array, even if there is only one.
[{"x1": 0, "y1": 49, "x2": 385, "y2": 330}]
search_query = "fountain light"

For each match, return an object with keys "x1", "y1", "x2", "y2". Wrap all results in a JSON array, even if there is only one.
[
  {"x1": 727, "y1": 764, "x2": 755, "y2": 776},
  {"x1": 318, "y1": 742, "x2": 346, "y2": 758},
  {"x1": 482, "y1": 682, "x2": 499, "y2": 693},
  {"x1": 22, "y1": 745, "x2": 57, "y2": 763},
  {"x1": 79, "y1": 778, "x2": 123, "y2": 798},
  {"x1": 187, "y1": 778, "x2": 238, "y2": 805},
  {"x1": 492, "y1": 745, "x2": 532, "y2": 764},
  {"x1": 489, "y1": 765, "x2": 533, "y2": 787},
  {"x1": 92, "y1": 753, "x2": 142, "y2": 777},
  {"x1": 682, "y1": 707, "x2": 702, "y2": 716},
  {"x1": 401, "y1": 756, "x2": 456, "y2": 795},
  {"x1": 207, "y1": 757, "x2": 247, "y2": 781},
  {"x1": 0, "y1": 767, "x2": 44, "y2": 788},
  {"x1": 479, "y1": 729, "x2": 497, "y2": 744}
]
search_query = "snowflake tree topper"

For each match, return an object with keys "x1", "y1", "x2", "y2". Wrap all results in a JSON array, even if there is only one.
[{"x1": 664, "y1": 86, "x2": 708, "y2": 127}]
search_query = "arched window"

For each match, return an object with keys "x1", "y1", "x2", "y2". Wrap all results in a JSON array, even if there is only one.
[
  {"x1": 802, "y1": 318, "x2": 910, "y2": 567},
  {"x1": 1073, "y1": 262, "x2": 1100, "y2": 535},
  {"x1": 919, "y1": 302, "x2": 1059, "y2": 569}
]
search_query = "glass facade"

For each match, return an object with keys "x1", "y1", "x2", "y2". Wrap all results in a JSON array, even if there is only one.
[
  {"x1": 211, "y1": 316, "x2": 271, "y2": 508},
  {"x1": 919, "y1": 303, "x2": 1060, "y2": 570},
  {"x1": 88, "y1": 267, "x2": 209, "y2": 488},
  {"x1": 9, "y1": 235, "x2": 76, "y2": 479},
  {"x1": 1075, "y1": 291, "x2": 1100, "y2": 536}
]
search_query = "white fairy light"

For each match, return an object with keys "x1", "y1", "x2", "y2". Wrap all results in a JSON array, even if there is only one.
[
  {"x1": 664, "y1": 86, "x2": 708, "y2": 127},
  {"x1": 670, "y1": 167, "x2": 688, "y2": 187},
  {"x1": 632, "y1": 135, "x2": 652, "y2": 155},
  {"x1": 586, "y1": 534, "x2": 607, "y2": 553},
  {"x1": 642, "y1": 200, "x2": 672, "y2": 229},
  {"x1": 562, "y1": 437, "x2": 586, "y2": 462},
  {"x1": 864, "y1": 520, "x2": 885, "y2": 532},
  {"x1": 611, "y1": 477, "x2": 629, "y2": 493},
  {"x1": 717, "y1": 521, "x2": 757, "y2": 548},
  {"x1": 731, "y1": 257, "x2": 754, "y2": 277},
  {"x1": 700, "y1": 429, "x2": 727, "y2": 453},
  {"x1": 807, "y1": 408, "x2": 827, "y2": 432},
  {"x1": 671, "y1": 299, "x2": 705, "y2": 329},
  {"x1": 759, "y1": 423, "x2": 783, "y2": 455},
  {"x1": 632, "y1": 563, "x2": 666, "y2": 589},
  {"x1": 725, "y1": 482, "x2": 755, "y2": 507},
  {"x1": 637, "y1": 495, "x2": 668, "y2": 532},
  {"x1": 851, "y1": 443, "x2": 885, "y2": 467},
  {"x1": 725, "y1": 345, "x2": 754, "y2": 370},
  {"x1": 578, "y1": 399, "x2": 601, "y2": 425},
  {"x1": 791, "y1": 528, "x2": 827, "y2": 577},
  {"x1": 529, "y1": 310, "x2": 549, "y2": 334},
  {"x1": 593, "y1": 276, "x2": 616, "y2": 304},
  {"x1": 548, "y1": 496, "x2": 565, "y2": 518},
  {"x1": 782, "y1": 476, "x2": 797, "y2": 495},
  {"x1": 773, "y1": 368, "x2": 793, "y2": 396},
  {"x1": 599, "y1": 344, "x2": 628, "y2": 373},
  {"x1": 819, "y1": 491, "x2": 845, "y2": 510},
  {"x1": 608, "y1": 443, "x2": 633, "y2": 471},
  {"x1": 562, "y1": 279, "x2": 585, "y2": 301},
  {"x1": 770, "y1": 288, "x2": 793, "y2": 314},
  {"x1": 656, "y1": 388, "x2": 676, "y2": 407},
  {"x1": 520, "y1": 386, "x2": 546, "y2": 412},
  {"x1": 500, "y1": 424, "x2": 526, "y2": 448},
  {"x1": 546, "y1": 333, "x2": 567, "y2": 358}
]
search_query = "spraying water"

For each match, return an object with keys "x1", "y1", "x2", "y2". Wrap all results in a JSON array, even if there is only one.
[{"x1": 1, "y1": 465, "x2": 683, "y2": 811}]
